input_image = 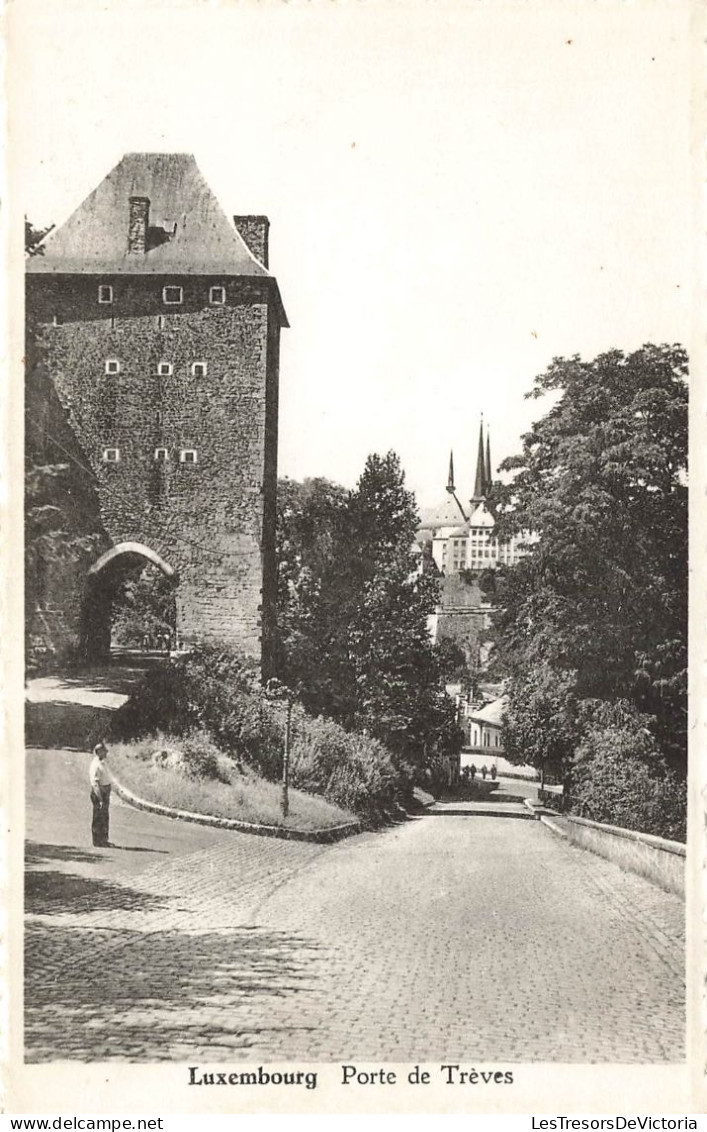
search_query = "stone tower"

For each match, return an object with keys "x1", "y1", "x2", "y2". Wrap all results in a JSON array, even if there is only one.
[{"x1": 25, "y1": 153, "x2": 288, "y2": 668}]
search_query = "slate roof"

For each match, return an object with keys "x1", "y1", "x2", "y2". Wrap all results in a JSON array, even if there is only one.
[
  {"x1": 418, "y1": 495, "x2": 468, "y2": 531},
  {"x1": 467, "y1": 696, "x2": 507, "y2": 728},
  {"x1": 468, "y1": 501, "x2": 496, "y2": 529},
  {"x1": 27, "y1": 153, "x2": 274, "y2": 281}
]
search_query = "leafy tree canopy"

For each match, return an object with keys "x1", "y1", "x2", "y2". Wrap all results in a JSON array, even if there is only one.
[
  {"x1": 25, "y1": 218, "x2": 107, "y2": 669},
  {"x1": 275, "y1": 453, "x2": 461, "y2": 770},
  {"x1": 493, "y1": 344, "x2": 687, "y2": 777}
]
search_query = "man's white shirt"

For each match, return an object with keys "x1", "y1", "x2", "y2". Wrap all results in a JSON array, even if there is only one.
[{"x1": 89, "y1": 757, "x2": 112, "y2": 789}]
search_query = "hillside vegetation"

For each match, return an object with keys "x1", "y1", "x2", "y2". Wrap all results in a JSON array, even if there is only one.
[{"x1": 111, "y1": 647, "x2": 410, "y2": 825}]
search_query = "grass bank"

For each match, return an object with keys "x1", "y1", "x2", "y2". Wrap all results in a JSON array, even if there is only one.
[{"x1": 109, "y1": 732, "x2": 357, "y2": 831}]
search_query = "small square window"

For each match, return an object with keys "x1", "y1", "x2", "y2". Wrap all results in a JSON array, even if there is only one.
[
  {"x1": 163, "y1": 286, "x2": 183, "y2": 305},
  {"x1": 98, "y1": 285, "x2": 113, "y2": 304},
  {"x1": 191, "y1": 362, "x2": 207, "y2": 377},
  {"x1": 154, "y1": 448, "x2": 169, "y2": 463},
  {"x1": 102, "y1": 448, "x2": 120, "y2": 463},
  {"x1": 105, "y1": 359, "x2": 120, "y2": 375},
  {"x1": 209, "y1": 286, "x2": 226, "y2": 305},
  {"x1": 180, "y1": 449, "x2": 198, "y2": 464},
  {"x1": 157, "y1": 362, "x2": 173, "y2": 377}
]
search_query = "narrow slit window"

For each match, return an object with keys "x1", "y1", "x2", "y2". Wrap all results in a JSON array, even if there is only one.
[
  {"x1": 156, "y1": 315, "x2": 165, "y2": 330},
  {"x1": 209, "y1": 286, "x2": 226, "y2": 305},
  {"x1": 105, "y1": 359, "x2": 121, "y2": 375},
  {"x1": 191, "y1": 362, "x2": 207, "y2": 377},
  {"x1": 163, "y1": 286, "x2": 183, "y2": 305},
  {"x1": 102, "y1": 448, "x2": 120, "y2": 463},
  {"x1": 98, "y1": 285, "x2": 113, "y2": 304},
  {"x1": 154, "y1": 448, "x2": 169, "y2": 463},
  {"x1": 180, "y1": 449, "x2": 198, "y2": 464},
  {"x1": 157, "y1": 362, "x2": 173, "y2": 377},
  {"x1": 155, "y1": 411, "x2": 163, "y2": 426}
]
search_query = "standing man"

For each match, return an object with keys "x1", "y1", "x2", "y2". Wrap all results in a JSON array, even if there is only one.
[{"x1": 89, "y1": 741, "x2": 112, "y2": 847}]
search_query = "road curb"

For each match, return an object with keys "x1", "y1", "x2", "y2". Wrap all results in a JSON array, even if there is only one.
[
  {"x1": 112, "y1": 777, "x2": 364, "y2": 844},
  {"x1": 537, "y1": 813, "x2": 569, "y2": 839}
]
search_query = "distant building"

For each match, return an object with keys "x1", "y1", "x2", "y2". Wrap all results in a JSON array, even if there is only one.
[
  {"x1": 464, "y1": 696, "x2": 506, "y2": 753},
  {"x1": 418, "y1": 421, "x2": 529, "y2": 575},
  {"x1": 26, "y1": 152, "x2": 288, "y2": 670},
  {"x1": 417, "y1": 420, "x2": 531, "y2": 671}
]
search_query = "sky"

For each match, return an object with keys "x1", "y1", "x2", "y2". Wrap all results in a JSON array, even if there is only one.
[{"x1": 10, "y1": 0, "x2": 694, "y2": 508}]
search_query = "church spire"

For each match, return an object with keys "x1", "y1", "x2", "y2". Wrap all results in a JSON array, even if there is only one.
[
  {"x1": 446, "y1": 449, "x2": 455, "y2": 494},
  {"x1": 472, "y1": 417, "x2": 486, "y2": 500},
  {"x1": 445, "y1": 448, "x2": 469, "y2": 521},
  {"x1": 485, "y1": 427, "x2": 492, "y2": 494}
]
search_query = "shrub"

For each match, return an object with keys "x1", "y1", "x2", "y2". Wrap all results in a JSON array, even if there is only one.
[
  {"x1": 569, "y1": 701, "x2": 686, "y2": 841},
  {"x1": 288, "y1": 713, "x2": 402, "y2": 820},
  {"x1": 112, "y1": 647, "x2": 259, "y2": 738},
  {"x1": 177, "y1": 730, "x2": 233, "y2": 783},
  {"x1": 123, "y1": 728, "x2": 233, "y2": 784}
]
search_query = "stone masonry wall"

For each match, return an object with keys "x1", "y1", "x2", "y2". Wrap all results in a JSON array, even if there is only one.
[
  {"x1": 435, "y1": 573, "x2": 490, "y2": 664},
  {"x1": 26, "y1": 274, "x2": 282, "y2": 662}
]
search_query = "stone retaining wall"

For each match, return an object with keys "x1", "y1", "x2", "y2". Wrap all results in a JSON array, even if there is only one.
[{"x1": 533, "y1": 806, "x2": 685, "y2": 897}]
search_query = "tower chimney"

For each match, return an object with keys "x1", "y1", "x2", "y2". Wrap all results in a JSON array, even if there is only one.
[
  {"x1": 128, "y1": 196, "x2": 150, "y2": 255},
  {"x1": 233, "y1": 216, "x2": 270, "y2": 268}
]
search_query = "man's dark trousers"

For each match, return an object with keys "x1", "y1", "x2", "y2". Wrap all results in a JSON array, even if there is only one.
[{"x1": 91, "y1": 785, "x2": 111, "y2": 846}]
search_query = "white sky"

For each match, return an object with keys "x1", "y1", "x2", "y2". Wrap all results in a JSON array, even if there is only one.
[{"x1": 11, "y1": 0, "x2": 693, "y2": 508}]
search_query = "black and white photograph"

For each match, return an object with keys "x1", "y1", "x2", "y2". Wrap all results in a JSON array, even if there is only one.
[{"x1": 5, "y1": 0, "x2": 703, "y2": 1116}]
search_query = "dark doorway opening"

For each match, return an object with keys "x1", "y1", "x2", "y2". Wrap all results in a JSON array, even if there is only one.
[{"x1": 82, "y1": 546, "x2": 177, "y2": 662}]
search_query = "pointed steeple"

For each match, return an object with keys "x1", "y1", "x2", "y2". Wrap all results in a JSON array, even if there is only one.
[
  {"x1": 445, "y1": 448, "x2": 469, "y2": 521},
  {"x1": 446, "y1": 449, "x2": 455, "y2": 494},
  {"x1": 485, "y1": 427, "x2": 492, "y2": 494},
  {"x1": 472, "y1": 417, "x2": 486, "y2": 500}
]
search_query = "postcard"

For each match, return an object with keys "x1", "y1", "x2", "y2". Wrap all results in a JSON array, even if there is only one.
[{"x1": 4, "y1": 0, "x2": 704, "y2": 1116}]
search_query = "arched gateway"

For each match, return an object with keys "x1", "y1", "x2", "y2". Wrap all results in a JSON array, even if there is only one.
[
  {"x1": 82, "y1": 543, "x2": 178, "y2": 661},
  {"x1": 26, "y1": 152, "x2": 288, "y2": 670}
]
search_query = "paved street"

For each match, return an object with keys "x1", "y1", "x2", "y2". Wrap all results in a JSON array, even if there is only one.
[{"x1": 26, "y1": 739, "x2": 685, "y2": 1064}]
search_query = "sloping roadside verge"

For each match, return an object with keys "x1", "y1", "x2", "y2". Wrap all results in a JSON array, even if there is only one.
[{"x1": 112, "y1": 774, "x2": 364, "y2": 844}]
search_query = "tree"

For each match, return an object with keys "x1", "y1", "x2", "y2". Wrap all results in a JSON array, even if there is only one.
[
  {"x1": 273, "y1": 476, "x2": 350, "y2": 717},
  {"x1": 25, "y1": 220, "x2": 107, "y2": 668},
  {"x1": 275, "y1": 453, "x2": 461, "y2": 771},
  {"x1": 111, "y1": 563, "x2": 177, "y2": 647},
  {"x1": 493, "y1": 345, "x2": 688, "y2": 790},
  {"x1": 25, "y1": 218, "x2": 53, "y2": 257}
]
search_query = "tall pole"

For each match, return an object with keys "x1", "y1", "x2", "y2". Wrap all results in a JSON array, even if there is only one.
[{"x1": 282, "y1": 695, "x2": 291, "y2": 818}]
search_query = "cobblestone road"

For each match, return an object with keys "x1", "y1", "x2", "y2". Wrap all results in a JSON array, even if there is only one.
[{"x1": 26, "y1": 752, "x2": 685, "y2": 1064}]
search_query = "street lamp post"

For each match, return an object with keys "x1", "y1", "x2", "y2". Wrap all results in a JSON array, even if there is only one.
[
  {"x1": 264, "y1": 677, "x2": 296, "y2": 820},
  {"x1": 282, "y1": 693, "x2": 292, "y2": 819}
]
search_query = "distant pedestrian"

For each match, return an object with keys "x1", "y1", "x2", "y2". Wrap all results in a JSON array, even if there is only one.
[
  {"x1": 481, "y1": 764, "x2": 488, "y2": 779},
  {"x1": 142, "y1": 633, "x2": 150, "y2": 651},
  {"x1": 469, "y1": 763, "x2": 477, "y2": 781},
  {"x1": 491, "y1": 764, "x2": 497, "y2": 780},
  {"x1": 89, "y1": 741, "x2": 112, "y2": 847}
]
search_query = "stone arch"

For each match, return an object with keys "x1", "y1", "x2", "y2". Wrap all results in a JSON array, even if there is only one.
[
  {"x1": 89, "y1": 542, "x2": 176, "y2": 579},
  {"x1": 82, "y1": 542, "x2": 178, "y2": 661}
]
